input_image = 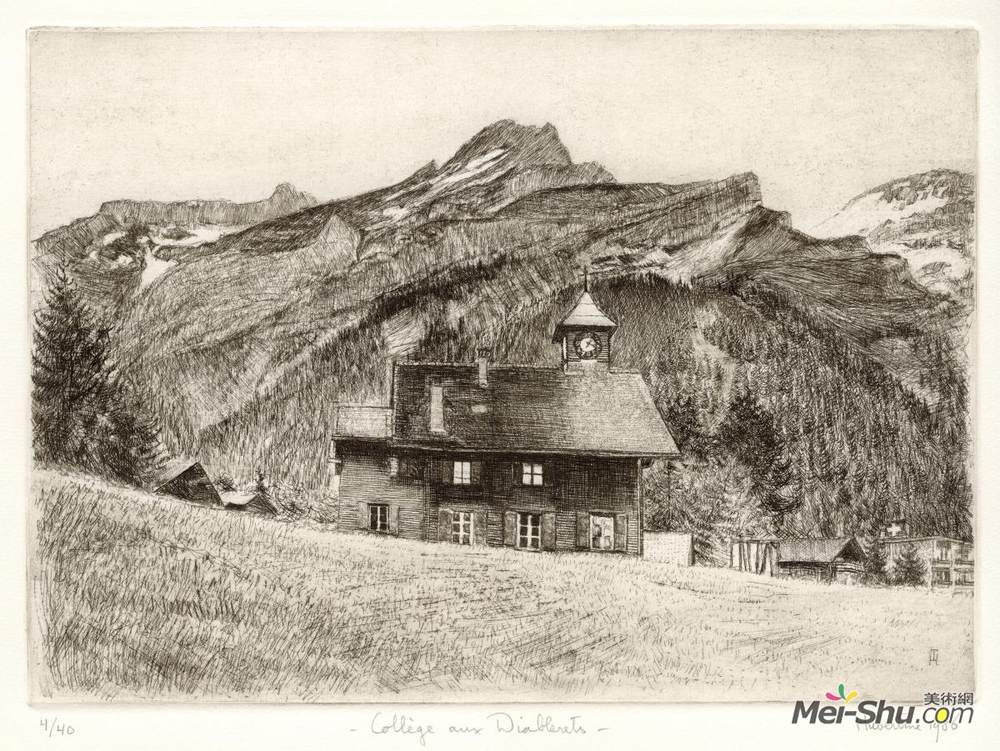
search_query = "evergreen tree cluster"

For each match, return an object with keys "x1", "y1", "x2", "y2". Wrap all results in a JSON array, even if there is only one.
[
  {"x1": 891, "y1": 544, "x2": 927, "y2": 586},
  {"x1": 626, "y1": 276, "x2": 972, "y2": 561},
  {"x1": 32, "y1": 267, "x2": 162, "y2": 485}
]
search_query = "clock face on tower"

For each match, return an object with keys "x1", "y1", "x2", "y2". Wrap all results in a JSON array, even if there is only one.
[{"x1": 573, "y1": 331, "x2": 602, "y2": 360}]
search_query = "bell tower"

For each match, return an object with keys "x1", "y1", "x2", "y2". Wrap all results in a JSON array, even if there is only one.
[{"x1": 552, "y1": 269, "x2": 617, "y2": 372}]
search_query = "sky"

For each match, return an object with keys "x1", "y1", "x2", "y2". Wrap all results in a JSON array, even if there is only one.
[{"x1": 29, "y1": 28, "x2": 977, "y2": 238}]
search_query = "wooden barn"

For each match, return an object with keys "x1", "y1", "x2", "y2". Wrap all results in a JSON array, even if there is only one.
[
  {"x1": 151, "y1": 459, "x2": 221, "y2": 506},
  {"x1": 332, "y1": 281, "x2": 680, "y2": 555},
  {"x1": 150, "y1": 460, "x2": 276, "y2": 516},
  {"x1": 775, "y1": 537, "x2": 865, "y2": 584}
]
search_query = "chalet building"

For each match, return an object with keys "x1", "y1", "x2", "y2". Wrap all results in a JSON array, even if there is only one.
[
  {"x1": 774, "y1": 537, "x2": 865, "y2": 585},
  {"x1": 729, "y1": 536, "x2": 865, "y2": 584},
  {"x1": 332, "y1": 282, "x2": 679, "y2": 555},
  {"x1": 881, "y1": 521, "x2": 974, "y2": 587}
]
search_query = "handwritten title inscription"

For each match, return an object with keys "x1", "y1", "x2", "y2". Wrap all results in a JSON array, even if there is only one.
[{"x1": 368, "y1": 711, "x2": 606, "y2": 746}]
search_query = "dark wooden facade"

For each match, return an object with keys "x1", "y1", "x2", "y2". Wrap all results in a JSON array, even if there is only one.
[
  {"x1": 332, "y1": 284, "x2": 678, "y2": 557},
  {"x1": 336, "y1": 442, "x2": 644, "y2": 555}
]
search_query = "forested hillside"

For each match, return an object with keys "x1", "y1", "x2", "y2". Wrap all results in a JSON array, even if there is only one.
[{"x1": 31, "y1": 120, "x2": 973, "y2": 555}]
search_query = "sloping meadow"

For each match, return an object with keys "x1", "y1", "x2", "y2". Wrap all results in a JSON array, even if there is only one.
[{"x1": 30, "y1": 468, "x2": 972, "y2": 702}]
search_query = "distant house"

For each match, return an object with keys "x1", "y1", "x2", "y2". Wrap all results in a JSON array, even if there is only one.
[
  {"x1": 151, "y1": 459, "x2": 221, "y2": 506},
  {"x1": 151, "y1": 459, "x2": 276, "y2": 516},
  {"x1": 775, "y1": 537, "x2": 865, "y2": 585},
  {"x1": 331, "y1": 280, "x2": 680, "y2": 555},
  {"x1": 881, "y1": 536, "x2": 974, "y2": 588}
]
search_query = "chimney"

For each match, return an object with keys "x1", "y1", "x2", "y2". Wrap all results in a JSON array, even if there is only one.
[
  {"x1": 476, "y1": 349, "x2": 490, "y2": 388},
  {"x1": 429, "y1": 383, "x2": 445, "y2": 433}
]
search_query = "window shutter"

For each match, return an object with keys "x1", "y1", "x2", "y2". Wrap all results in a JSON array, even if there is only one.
[
  {"x1": 473, "y1": 511, "x2": 487, "y2": 545},
  {"x1": 470, "y1": 460, "x2": 482, "y2": 486},
  {"x1": 357, "y1": 502, "x2": 369, "y2": 530},
  {"x1": 504, "y1": 511, "x2": 517, "y2": 547},
  {"x1": 402, "y1": 457, "x2": 425, "y2": 482},
  {"x1": 440, "y1": 460, "x2": 452, "y2": 485},
  {"x1": 541, "y1": 512, "x2": 556, "y2": 550},
  {"x1": 614, "y1": 513, "x2": 628, "y2": 551},
  {"x1": 438, "y1": 508, "x2": 452, "y2": 542},
  {"x1": 576, "y1": 512, "x2": 590, "y2": 548},
  {"x1": 389, "y1": 505, "x2": 400, "y2": 535},
  {"x1": 512, "y1": 461, "x2": 521, "y2": 486}
]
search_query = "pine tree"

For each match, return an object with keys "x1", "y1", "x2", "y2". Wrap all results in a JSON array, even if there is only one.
[
  {"x1": 32, "y1": 267, "x2": 112, "y2": 469},
  {"x1": 892, "y1": 543, "x2": 927, "y2": 587},
  {"x1": 96, "y1": 388, "x2": 163, "y2": 486},
  {"x1": 717, "y1": 387, "x2": 798, "y2": 532},
  {"x1": 863, "y1": 540, "x2": 888, "y2": 585},
  {"x1": 32, "y1": 267, "x2": 162, "y2": 485},
  {"x1": 662, "y1": 393, "x2": 701, "y2": 457}
]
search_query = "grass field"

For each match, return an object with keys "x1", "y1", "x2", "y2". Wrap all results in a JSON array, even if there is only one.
[{"x1": 29, "y1": 467, "x2": 973, "y2": 702}]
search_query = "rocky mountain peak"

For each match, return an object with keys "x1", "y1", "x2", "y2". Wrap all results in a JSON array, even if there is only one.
[
  {"x1": 268, "y1": 182, "x2": 317, "y2": 210},
  {"x1": 443, "y1": 119, "x2": 575, "y2": 172}
]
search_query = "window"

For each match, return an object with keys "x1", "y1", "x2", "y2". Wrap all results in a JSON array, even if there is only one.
[
  {"x1": 453, "y1": 461, "x2": 472, "y2": 485},
  {"x1": 590, "y1": 514, "x2": 614, "y2": 550},
  {"x1": 369, "y1": 503, "x2": 389, "y2": 533},
  {"x1": 451, "y1": 510, "x2": 473, "y2": 545},
  {"x1": 430, "y1": 385, "x2": 444, "y2": 432},
  {"x1": 517, "y1": 512, "x2": 541, "y2": 550},
  {"x1": 935, "y1": 541, "x2": 951, "y2": 561},
  {"x1": 956, "y1": 570, "x2": 974, "y2": 586},
  {"x1": 932, "y1": 568, "x2": 951, "y2": 585},
  {"x1": 398, "y1": 457, "x2": 423, "y2": 481},
  {"x1": 521, "y1": 462, "x2": 544, "y2": 486}
]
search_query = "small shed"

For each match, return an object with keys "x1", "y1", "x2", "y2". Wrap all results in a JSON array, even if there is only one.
[
  {"x1": 219, "y1": 490, "x2": 277, "y2": 515},
  {"x1": 151, "y1": 459, "x2": 221, "y2": 506},
  {"x1": 776, "y1": 537, "x2": 865, "y2": 585}
]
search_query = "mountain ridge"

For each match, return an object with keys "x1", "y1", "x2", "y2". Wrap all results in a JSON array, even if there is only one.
[
  {"x1": 107, "y1": 122, "x2": 943, "y2": 444},
  {"x1": 29, "y1": 120, "x2": 969, "y2": 545}
]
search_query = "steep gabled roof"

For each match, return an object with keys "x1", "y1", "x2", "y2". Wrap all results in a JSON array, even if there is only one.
[
  {"x1": 778, "y1": 537, "x2": 864, "y2": 564},
  {"x1": 391, "y1": 362, "x2": 678, "y2": 458},
  {"x1": 220, "y1": 490, "x2": 277, "y2": 513},
  {"x1": 551, "y1": 291, "x2": 617, "y2": 342},
  {"x1": 150, "y1": 457, "x2": 204, "y2": 490}
]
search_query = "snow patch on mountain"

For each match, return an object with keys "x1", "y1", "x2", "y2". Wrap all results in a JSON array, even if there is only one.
[
  {"x1": 140, "y1": 251, "x2": 177, "y2": 289},
  {"x1": 149, "y1": 224, "x2": 234, "y2": 248},
  {"x1": 813, "y1": 192, "x2": 949, "y2": 238},
  {"x1": 810, "y1": 169, "x2": 973, "y2": 301}
]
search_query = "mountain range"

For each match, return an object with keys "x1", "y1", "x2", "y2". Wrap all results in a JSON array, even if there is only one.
[{"x1": 31, "y1": 120, "x2": 974, "y2": 545}]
